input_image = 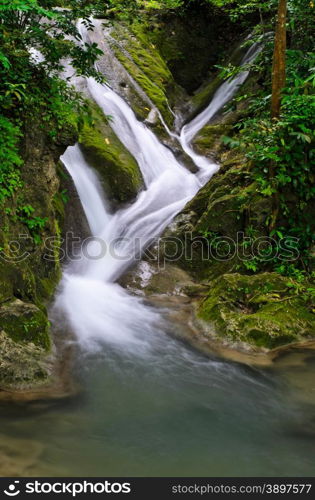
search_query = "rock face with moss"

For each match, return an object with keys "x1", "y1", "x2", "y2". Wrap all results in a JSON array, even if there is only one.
[
  {"x1": 0, "y1": 117, "x2": 77, "y2": 391},
  {"x1": 198, "y1": 273, "x2": 315, "y2": 349},
  {"x1": 108, "y1": 21, "x2": 183, "y2": 128},
  {"x1": 87, "y1": 6, "x2": 242, "y2": 132},
  {"x1": 161, "y1": 104, "x2": 315, "y2": 351},
  {"x1": 79, "y1": 103, "x2": 143, "y2": 204}
]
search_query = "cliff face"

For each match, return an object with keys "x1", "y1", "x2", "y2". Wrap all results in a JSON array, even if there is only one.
[{"x1": 0, "y1": 117, "x2": 78, "y2": 391}]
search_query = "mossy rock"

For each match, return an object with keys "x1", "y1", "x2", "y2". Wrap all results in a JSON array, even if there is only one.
[
  {"x1": 196, "y1": 193, "x2": 244, "y2": 238},
  {"x1": 0, "y1": 330, "x2": 50, "y2": 390},
  {"x1": 0, "y1": 299, "x2": 50, "y2": 350},
  {"x1": 110, "y1": 22, "x2": 182, "y2": 127},
  {"x1": 170, "y1": 150, "x2": 272, "y2": 279},
  {"x1": 194, "y1": 123, "x2": 233, "y2": 156},
  {"x1": 0, "y1": 264, "x2": 15, "y2": 304},
  {"x1": 0, "y1": 113, "x2": 77, "y2": 391},
  {"x1": 191, "y1": 75, "x2": 222, "y2": 116},
  {"x1": 198, "y1": 273, "x2": 315, "y2": 349},
  {"x1": 79, "y1": 103, "x2": 143, "y2": 203}
]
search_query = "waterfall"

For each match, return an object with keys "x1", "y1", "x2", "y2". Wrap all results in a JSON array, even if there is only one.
[
  {"x1": 53, "y1": 25, "x2": 259, "y2": 351},
  {"x1": 180, "y1": 42, "x2": 261, "y2": 177}
]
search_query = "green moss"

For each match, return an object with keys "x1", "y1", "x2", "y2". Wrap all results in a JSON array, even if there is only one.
[
  {"x1": 110, "y1": 22, "x2": 180, "y2": 127},
  {"x1": 79, "y1": 103, "x2": 143, "y2": 203},
  {"x1": 198, "y1": 273, "x2": 315, "y2": 349},
  {"x1": 0, "y1": 262, "x2": 14, "y2": 304},
  {"x1": 52, "y1": 190, "x2": 66, "y2": 220},
  {"x1": 194, "y1": 123, "x2": 233, "y2": 154},
  {"x1": 0, "y1": 330, "x2": 50, "y2": 390},
  {"x1": 54, "y1": 111, "x2": 79, "y2": 147},
  {"x1": 191, "y1": 75, "x2": 222, "y2": 115},
  {"x1": 0, "y1": 299, "x2": 51, "y2": 350},
  {"x1": 112, "y1": 46, "x2": 173, "y2": 126}
]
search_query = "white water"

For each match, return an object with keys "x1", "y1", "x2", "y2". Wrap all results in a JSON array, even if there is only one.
[
  {"x1": 180, "y1": 42, "x2": 261, "y2": 174},
  {"x1": 54, "y1": 28, "x2": 259, "y2": 351}
]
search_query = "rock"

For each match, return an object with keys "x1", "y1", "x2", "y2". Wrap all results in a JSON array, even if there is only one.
[
  {"x1": 0, "y1": 299, "x2": 50, "y2": 350},
  {"x1": 198, "y1": 273, "x2": 315, "y2": 349},
  {"x1": 109, "y1": 21, "x2": 183, "y2": 128},
  {"x1": 0, "y1": 330, "x2": 51, "y2": 390},
  {"x1": 0, "y1": 114, "x2": 77, "y2": 392},
  {"x1": 194, "y1": 123, "x2": 233, "y2": 156},
  {"x1": 79, "y1": 102, "x2": 143, "y2": 204},
  {"x1": 144, "y1": 108, "x2": 159, "y2": 126}
]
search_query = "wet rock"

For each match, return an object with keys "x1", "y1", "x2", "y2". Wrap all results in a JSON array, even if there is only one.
[
  {"x1": 0, "y1": 113, "x2": 78, "y2": 392},
  {"x1": 199, "y1": 273, "x2": 315, "y2": 349},
  {"x1": 0, "y1": 330, "x2": 51, "y2": 390},
  {"x1": 79, "y1": 101, "x2": 143, "y2": 204},
  {"x1": 144, "y1": 108, "x2": 159, "y2": 126},
  {"x1": 0, "y1": 299, "x2": 50, "y2": 350}
]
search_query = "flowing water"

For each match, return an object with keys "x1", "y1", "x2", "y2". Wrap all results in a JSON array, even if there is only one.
[{"x1": 1, "y1": 28, "x2": 315, "y2": 477}]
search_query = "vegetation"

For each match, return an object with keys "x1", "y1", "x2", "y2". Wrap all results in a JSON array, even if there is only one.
[
  {"x1": 220, "y1": 1, "x2": 314, "y2": 278},
  {"x1": 1, "y1": 0, "x2": 314, "y2": 362},
  {"x1": 0, "y1": 0, "x2": 104, "y2": 233}
]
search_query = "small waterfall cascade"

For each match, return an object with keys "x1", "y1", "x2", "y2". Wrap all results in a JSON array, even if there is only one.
[{"x1": 54, "y1": 23, "x2": 259, "y2": 351}]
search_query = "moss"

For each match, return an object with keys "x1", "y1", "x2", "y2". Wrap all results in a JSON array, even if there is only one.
[
  {"x1": 194, "y1": 123, "x2": 233, "y2": 155},
  {"x1": 110, "y1": 22, "x2": 180, "y2": 127},
  {"x1": 198, "y1": 273, "x2": 315, "y2": 349},
  {"x1": 0, "y1": 263, "x2": 14, "y2": 304},
  {"x1": 112, "y1": 45, "x2": 174, "y2": 126},
  {"x1": 191, "y1": 75, "x2": 223, "y2": 116},
  {"x1": 79, "y1": 107, "x2": 143, "y2": 202},
  {"x1": 0, "y1": 299, "x2": 51, "y2": 350},
  {"x1": 52, "y1": 189, "x2": 66, "y2": 221},
  {"x1": 39, "y1": 277, "x2": 58, "y2": 301},
  {"x1": 0, "y1": 114, "x2": 77, "y2": 390},
  {"x1": 54, "y1": 112, "x2": 79, "y2": 147},
  {"x1": 0, "y1": 330, "x2": 50, "y2": 390}
]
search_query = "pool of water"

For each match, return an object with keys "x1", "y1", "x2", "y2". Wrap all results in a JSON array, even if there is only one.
[{"x1": 1, "y1": 326, "x2": 314, "y2": 477}]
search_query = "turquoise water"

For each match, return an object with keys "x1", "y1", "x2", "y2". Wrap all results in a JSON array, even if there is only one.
[{"x1": 1, "y1": 327, "x2": 314, "y2": 477}]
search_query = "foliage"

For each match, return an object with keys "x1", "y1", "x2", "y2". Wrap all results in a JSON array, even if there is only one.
[
  {"x1": 220, "y1": 1, "x2": 315, "y2": 277},
  {"x1": 0, "y1": 0, "x2": 105, "y2": 237},
  {"x1": 0, "y1": 116, "x2": 23, "y2": 204}
]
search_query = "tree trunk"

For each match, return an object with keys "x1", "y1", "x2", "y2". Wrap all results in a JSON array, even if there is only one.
[
  {"x1": 269, "y1": 0, "x2": 287, "y2": 231},
  {"x1": 271, "y1": 0, "x2": 287, "y2": 118}
]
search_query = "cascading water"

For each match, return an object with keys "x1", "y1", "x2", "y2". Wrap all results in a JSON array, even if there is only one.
[
  {"x1": 180, "y1": 42, "x2": 262, "y2": 175},
  {"x1": 53, "y1": 24, "x2": 261, "y2": 352},
  {"x1": 2, "y1": 22, "x2": 314, "y2": 480}
]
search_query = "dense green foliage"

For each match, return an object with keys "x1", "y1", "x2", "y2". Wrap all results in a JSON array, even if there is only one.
[
  {"x1": 0, "y1": 0, "x2": 104, "y2": 234},
  {"x1": 221, "y1": 1, "x2": 315, "y2": 278}
]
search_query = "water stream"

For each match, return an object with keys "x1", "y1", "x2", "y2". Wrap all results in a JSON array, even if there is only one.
[{"x1": 1, "y1": 27, "x2": 314, "y2": 477}]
